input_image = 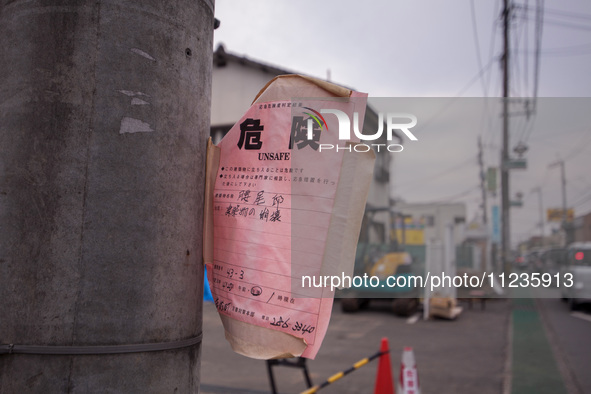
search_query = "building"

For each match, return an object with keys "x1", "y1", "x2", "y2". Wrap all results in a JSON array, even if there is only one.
[
  {"x1": 392, "y1": 201, "x2": 467, "y2": 246},
  {"x1": 574, "y1": 211, "x2": 591, "y2": 243},
  {"x1": 210, "y1": 44, "x2": 398, "y2": 244}
]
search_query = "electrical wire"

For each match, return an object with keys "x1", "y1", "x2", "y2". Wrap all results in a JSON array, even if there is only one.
[
  {"x1": 518, "y1": 3, "x2": 591, "y2": 22},
  {"x1": 532, "y1": 42, "x2": 591, "y2": 56},
  {"x1": 524, "y1": 0, "x2": 530, "y2": 100},
  {"x1": 470, "y1": 0, "x2": 488, "y2": 97},
  {"x1": 532, "y1": 0, "x2": 543, "y2": 113},
  {"x1": 413, "y1": 57, "x2": 496, "y2": 135},
  {"x1": 433, "y1": 185, "x2": 481, "y2": 203},
  {"x1": 396, "y1": 155, "x2": 477, "y2": 193},
  {"x1": 414, "y1": 185, "x2": 481, "y2": 205},
  {"x1": 527, "y1": 16, "x2": 591, "y2": 32},
  {"x1": 563, "y1": 132, "x2": 591, "y2": 163},
  {"x1": 572, "y1": 191, "x2": 591, "y2": 209}
]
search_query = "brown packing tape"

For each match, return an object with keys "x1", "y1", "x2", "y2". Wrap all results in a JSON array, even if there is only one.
[
  {"x1": 203, "y1": 137, "x2": 220, "y2": 265},
  {"x1": 219, "y1": 314, "x2": 306, "y2": 360},
  {"x1": 252, "y1": 74, "x2": 352, "y2": 104}
]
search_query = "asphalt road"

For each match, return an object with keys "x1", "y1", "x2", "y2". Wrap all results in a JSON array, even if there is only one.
[
  {"x1": 536, "y1": 297, "x2": 591, "y2": 394},
  {"x1": 200, "y1": 298, "x2": 509, "y2": 394}
]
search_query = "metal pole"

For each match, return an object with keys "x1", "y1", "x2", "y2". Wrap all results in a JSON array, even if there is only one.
[
  {"x1": 560, "y1": 161, "x2": 568, "y2": 241},
  {"x1": 532, "y1": 187, "x2": 545, "y2": 245},
  {"x1": 549, "y1": 160, "x2": 570, "y2": 245},
  {"x1": 501, "y1": 0, "x2": 511, "y2": 275},
  {"x1": 0, "y1": 1, "x2": 214, "y2": 392}
]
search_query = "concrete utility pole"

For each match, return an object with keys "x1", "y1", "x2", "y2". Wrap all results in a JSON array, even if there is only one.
[
  {"x1": 532, "y1": 187, "x2": 545, "y2": 245},
  {"x1": 0, "y1": 1, "x2": 214, "y2": 392},
  {"x1": 478, "y1": 136, "x2": 488, "y2": 225},
  {"x1": 549, "y1": 159, "x2": 571, "y2": 245},
  {"x1": 501, "y1": 0, "x2": 511, "y2": 275}
]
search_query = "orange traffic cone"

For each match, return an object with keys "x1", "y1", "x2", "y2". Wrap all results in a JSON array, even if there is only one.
[
  {"x1": 398, "y1": 347, "x2": 420, "y2": 394},
  {"x1": 374, "y1": 337, "x2": 395, "y2": 394}
]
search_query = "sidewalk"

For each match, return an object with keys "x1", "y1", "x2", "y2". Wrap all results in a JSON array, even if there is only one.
[{"x1": 200, "y1": 298, "x2": 510, "y2": 393}]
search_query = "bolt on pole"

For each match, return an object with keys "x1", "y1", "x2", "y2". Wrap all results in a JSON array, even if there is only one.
[{"x1": 0, "y1": 1, "x2": 214, "y2": 392}]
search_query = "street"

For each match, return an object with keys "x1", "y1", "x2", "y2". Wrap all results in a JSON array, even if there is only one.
[
  {"x1": 200, "y1": 294, "x2": 591, "y2": 394},
  {"x1": 201, "y1": 298, "x2": 508, "y2": 393},
  {"x1": 536, "y1": 297, "x2": 591, "y2": 394}
]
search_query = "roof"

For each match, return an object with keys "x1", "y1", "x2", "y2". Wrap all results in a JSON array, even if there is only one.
[
  {"x1": 212, "y1": 44, "x2": 402, "y2": 144},
  {"x1": 214, "y1": 44, "x2": 302, "y2": 78}
]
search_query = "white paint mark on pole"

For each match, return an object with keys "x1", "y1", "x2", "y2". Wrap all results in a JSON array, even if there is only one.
[
  {"x1": 131, "y1": 98, "x2": 150, "y2": 106},
  {"x1": 118, "y1": 90, "x2": 150, "y2": 97},
  {"x1": 130, "y1": 48, "x2": 156, "y2": 61},
  {"x1": 120, "y1": 117, "x2": 154, "y2": 134}
]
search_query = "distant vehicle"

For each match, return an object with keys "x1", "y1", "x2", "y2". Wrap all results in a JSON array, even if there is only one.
[
  {"x1": 540, "y1": 248, "x2": 567, "y2": 277},
  {"x1": 339, "y1": 207, "x2": 421, "y2": 317},
  {"x1": 339, "y1": 242, "x2": 419, "y2": 317},
  {"x1": 561, "y1": 242, "x2": 591, "y2": 310},
  {"x1": 514, "y1": 254, "x2": 528, "y2": 271},
  {"x1": 526, "y1": 249, "x2": 545, "y2": 273}
]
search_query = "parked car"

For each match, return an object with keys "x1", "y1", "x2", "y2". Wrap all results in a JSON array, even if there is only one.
[{"x1": 561, "y1": 242, "x2": 591, "y2": 310}]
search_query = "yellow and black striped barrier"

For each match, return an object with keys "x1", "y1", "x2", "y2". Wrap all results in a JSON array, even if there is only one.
[{"x1": 300, "y1": 349, "x2": 388, "y2": 394}]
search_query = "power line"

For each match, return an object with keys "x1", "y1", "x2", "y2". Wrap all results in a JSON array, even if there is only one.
[
  {"x1": 510, "y1": 16, "x2": 524, "y2": 97},
  {"x1": 519, "y1": 4, "x2": 591, "y2": 22},
  {"x1": 529, "y1": 17, "x2": 591, "y2": 32},
  {"x1": 485, "y1": 0, "x2": 502, "y2": 96},
  {"x1": 524, "y1": 0, "x2": 530, "y2": 99},
  {"x1": 532, "y1": 0, "x2": 543, "y2": 112},
  {"x1": 396, "y1": 155, "x2": 477, "y2": 193},
  {"x1": 563, "y1": 132, "x2": 591, "y2": 163},
  {"x1": 572, "y1": 191, "x2": 591, "y2": 209},
  {"x1": 535, "y1": 44, "x2": 591, "y2": 56},
  {"x1": 470, "y1": 0, "x2": 488, "y2": 96},
  {"x1": 440, "y1": 185, "x2": 481, "y2": 202},
  {"x1": 479, "y1": 0, "x2": 502, "y2": 149},
  {"x1": 414, "y1": 57, "x2": 496, "y2": 134},
  {"x1": 414, "y1": 185, "x2": 481, "y2": 205},
  {"x1": 516, "y1": 41, "x2": 591, "y2": 56}
]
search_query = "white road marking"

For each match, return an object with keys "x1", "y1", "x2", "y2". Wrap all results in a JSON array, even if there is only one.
[
  {"x1": 406, "y1": 313, "x2": 421, "y2": 324},
  {"x1": 571, "y1": 311, "x2": 591, "y2": 323}
]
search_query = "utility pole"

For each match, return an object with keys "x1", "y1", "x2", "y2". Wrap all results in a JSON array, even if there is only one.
[
  {"x1": 532, "y1": 187, "x2": 545, "y2": 245},
  {"x1": 0, "y1": 1, "x2": 214, "y2": 392},
  {"x1": 549, "y1": 160, "x2": 571, "y2": 245},
  {"x1": 478, "y1": 137, "x2": 493, "y2": 272},
  {"x1": 478, "y1": 136, "x2": 488, "y2": 225},
  {"x1": 501, "y1": 0, "x2": 511, "y2": 275}
]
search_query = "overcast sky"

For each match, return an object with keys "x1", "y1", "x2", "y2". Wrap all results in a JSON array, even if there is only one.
[{"x1": 213, "y1": 0, "x2": 591, "y2": 247}]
